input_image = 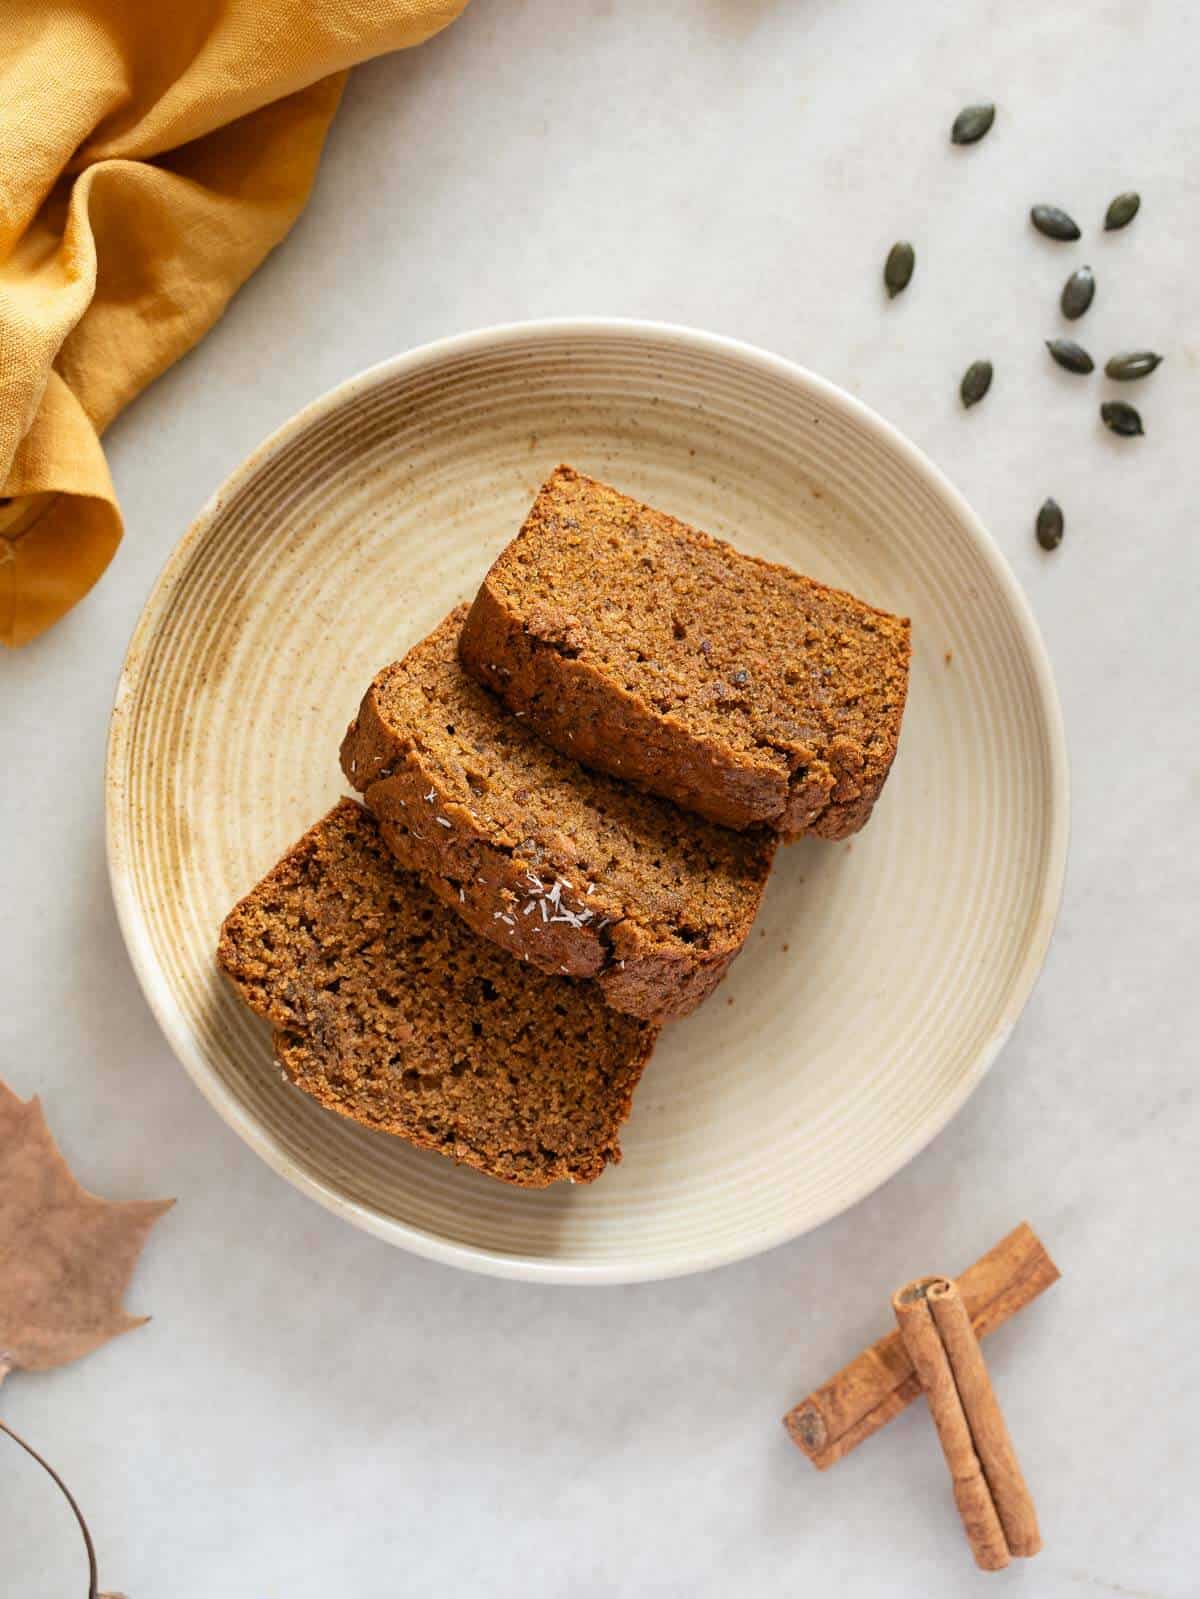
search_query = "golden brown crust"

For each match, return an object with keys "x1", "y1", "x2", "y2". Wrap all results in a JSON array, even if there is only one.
[
  {"x1": 340, "y1": 610, "x2": 775, "y2": 1022},
  {"x1": 217, "y1": 800, "x2": 657, "y2": 1187},
  {"x1": 460, "y1": 466, "x2": 911, "y2": 840}
]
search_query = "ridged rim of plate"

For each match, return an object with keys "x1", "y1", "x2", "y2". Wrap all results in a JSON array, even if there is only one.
[{"x1": 105, "y1": 318, "x2": 1069, "y2": 1284}]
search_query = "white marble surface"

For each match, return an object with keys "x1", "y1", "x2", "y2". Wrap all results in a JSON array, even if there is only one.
[{"x1": 3, "y1": 1, "x2": 1198, "y2": 1593}]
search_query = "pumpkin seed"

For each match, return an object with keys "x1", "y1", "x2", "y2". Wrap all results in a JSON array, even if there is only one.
[
  {"x1": 1101, "y1": 401, "x2": 1144, "y2": 437},
  {"x1": 1046, "y1": 338, "x2": 1094, "y2": 374},
  {"x1": 960, "y1": 360, "x2": 993, "y2": 407},
  {"x1": 1104, "y1": 192, "x2": 1141, "y2": 231},
  {"x1": 951, "y1": 103, "x2": 995, "y2": 145},
  {"x1": 1061, "y1": 265, "x2": 1095, "y2": 320},
  {"x1": 1104, "y1": 350, "x2": 1163, "y2": 381},
  {"x1": 1031, "y1": 204, "x2": 1081, "y2": 241},
  {"x1": 1035, "y1": 499, "x2": 1064, "y2": 551},
  {"x1": 884, "y1": 241, "x2": 915, "y2": 298}
]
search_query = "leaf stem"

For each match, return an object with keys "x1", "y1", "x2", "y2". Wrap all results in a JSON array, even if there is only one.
[{"x1": 0, "y1": 1413, "x2": 99, "y2": 1598}]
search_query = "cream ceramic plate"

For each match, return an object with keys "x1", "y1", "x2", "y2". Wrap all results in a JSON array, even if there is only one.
[{"x1": 106, "y1": 321, "x2": 1067, "y2": 1283}]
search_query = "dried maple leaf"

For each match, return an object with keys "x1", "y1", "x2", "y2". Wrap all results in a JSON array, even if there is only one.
[
  {"x1": 1, "y1": 1078, "x2": 171, "y2": 1593},
  {"x1": 0, "y1": 1078, "x2": 172, "y2": 1383}
]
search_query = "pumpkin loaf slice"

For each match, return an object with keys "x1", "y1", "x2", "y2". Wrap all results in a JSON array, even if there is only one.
[
  {"x1": 459, "y1": 465, "x2": 912, "y2": 840},
  {"x1": 217, "y1": 800, "x2": 656, "y2": 1187},
  {"x1": 341, "y1": 609, "x2": 775, "y2": 1024}
]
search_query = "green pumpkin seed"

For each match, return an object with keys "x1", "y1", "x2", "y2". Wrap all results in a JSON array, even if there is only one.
[
  {"x1": 1061, "y1": 265, "x2": 1095, "y2": 320},
  {"x1": 1101, "y1": 401, "x2": 1144, "y2": 437},
  {"x1": 1031, "y1": 204, "x2": 1081, "y2": 241},
  {"x1": 1104, "y1": 350, "x2": 1163, "y2": 381},
  {"x1": 960, "y1": 360, "x2": 993, "y2": 408},
  {"x1": 1036, "y1": 499, "x2": 1064, "y2": 551},
  {"x1": 1046, "y1": 339, "x2": 1094, "y2": 374},
  {"x1": 884, "y1": 241, "x2": 915, "y2": 299},
  {"x1": 951, "y1": 103, "x2": 996, "y2": 145},
  {"x1": 1104, "y1": 192, "x2": 1141, "y2": 231}
]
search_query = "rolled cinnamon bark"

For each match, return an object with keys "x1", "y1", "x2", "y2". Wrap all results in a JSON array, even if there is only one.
[
  {"x1": 893, "y1": 1278, "x2": 1013, "y2": 1570},
  {"x1": 926, "y1": 1279, "x2": 1042, "y2": 1559},
  {"x1": 783, "y1": 1222, "x2": 1058, "y2": 1469}
]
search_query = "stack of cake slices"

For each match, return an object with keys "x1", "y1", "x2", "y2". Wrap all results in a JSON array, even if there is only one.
[{"x1": 218, "y1": 466, "x2": 911, "y2": 1187}]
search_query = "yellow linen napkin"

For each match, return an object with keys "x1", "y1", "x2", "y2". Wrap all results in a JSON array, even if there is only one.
[{"x1": 0, "y1": 0, "x2": 469, "y2": 648}]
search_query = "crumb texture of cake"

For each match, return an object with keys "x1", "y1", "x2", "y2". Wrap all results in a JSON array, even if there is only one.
[
  {"x1": 459, "y1": 465, "x2": 912, "y2": 840},
  {"x1": 216, "y1": 800, "x2": 656, "y2": 1187},
  {"x1": 340, "y1": 609, "x2": 775, "y2": 1023}
]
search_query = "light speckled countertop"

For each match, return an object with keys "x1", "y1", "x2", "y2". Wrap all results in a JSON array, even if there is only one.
[{"x1": 3, "y1": 2, "x2": 1198, "y2": 1593}]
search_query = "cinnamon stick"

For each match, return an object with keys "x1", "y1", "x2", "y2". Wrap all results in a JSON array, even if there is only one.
[
  {"x1": 893, "y1": 1277, "x2": 1041, "y2": 1568},
  {"x1": 783, "y1": 1222, "x2": 1058, "y2": 1469},
  {"x1": 893, "y1": 1278, "x2": 1012, "y2": 1570},
  {"x1": 926, "y1": 1279, "x2": 1041, "y2": 1558}
]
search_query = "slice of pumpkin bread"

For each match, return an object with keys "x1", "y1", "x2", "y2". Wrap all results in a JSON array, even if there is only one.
[
  {"x1": 341, "y1": 609, "x2": 775, "y2": 1023},
  {"x1": 217, "y1": 800, "x2": 657, "y2": 1187},
  {"x1": 460, "y1": 465, "x2": 911, "y2": 840}
]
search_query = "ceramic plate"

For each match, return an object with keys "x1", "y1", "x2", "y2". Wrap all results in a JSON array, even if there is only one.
[{"x1": 106, "y1": 320, "x2": 1068, "y2": 1283}]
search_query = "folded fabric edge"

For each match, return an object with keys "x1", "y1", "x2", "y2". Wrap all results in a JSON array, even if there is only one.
[
  {"x1": 1, "y1": 492, "x2": 122, "y2": 648},
  {"x1": 2, "y1": 372, "x2": 120, "y2": 647}
]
